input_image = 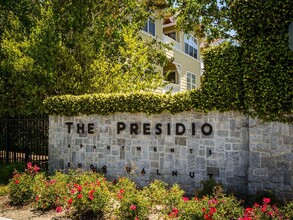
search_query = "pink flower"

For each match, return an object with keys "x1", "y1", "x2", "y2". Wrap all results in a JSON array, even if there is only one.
[
  {"x1": 182, "y1": 197, "x2": 189, "y2": 202},
  {"x1": 71, "y1": 188, "x2": 75, "y2": 194},
  {"x1": 89, "y1": 195, "x2": 94, "y2": 200},
  {"x1": 254, "y1": 203, "x2": 259, "y2": 207},
  {"x1": 50, "y1": 179, "x2": 56, "y2": 184},
  {"x1": 77, "y1": 194, "x2": 82, "y2": 199},
  {"x1": 130, "y1": 205, "x2": 137, "y2": 211},
  {"x1": 35, "y1": 195, "x2": 40, "y2": 202},
  {"x1": 27, "y1": 162, "x2": 32, "y2": 169},
  {"x1": 117, "y1": 193, "x2": 123, "y2": 199},
  {"x1": 208, "y1": 198, "x2": 218, "y2": 205},
  {"x1": 56, "y1": 206, "x2": 62, "y2": 213},
  {"x1": 135, "y1": 217, "x2": 139, "y2": 220},
  {"x1": 119, "y1": 189, "x2": 125, "y2": 194},
  {"x1": 263, "y1": 198, "x2": 271, "y2": 204},
  {"x1": 68, "y1": 198, "x2": 73, "y2": 205},
  {"x1": 33, "y1": 164, "x2": 40, "y2": 173}
]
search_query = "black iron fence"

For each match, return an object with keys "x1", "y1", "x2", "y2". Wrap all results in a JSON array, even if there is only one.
[{"x1": 0, "y1": 115, "x2": 49, "y2": 167}]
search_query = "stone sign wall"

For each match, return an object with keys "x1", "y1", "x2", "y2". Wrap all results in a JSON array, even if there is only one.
[{"x1": 49, "y1": 111, "x2": 293, "y2": 198}]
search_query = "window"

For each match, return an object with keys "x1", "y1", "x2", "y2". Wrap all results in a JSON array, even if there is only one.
[
  {"x1": 164, "y1": 71, "x2": 178, "y2": 84},
  {"x1": 184, "y1": 35, "x2": 198, "y2": 59},
  {"x1": 165, "y1": 32, "x2": 176, "y2": 40},
  {"x1": 186, "y1": 72, "x2": 196, "y2": 90},
  {"x1": 143, "y1": 19, "x2": 155, "y2": 36}
]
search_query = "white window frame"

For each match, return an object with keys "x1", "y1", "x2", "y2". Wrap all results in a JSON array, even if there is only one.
[
  {"x1": 143, "y1": 19, "x2": 156, "y2": 36},
  {"x1": 186, "y1": 71, "x2": 197, "y2": 90},
  {"x1": 184, "y1": 34, "x2": 198, "y2": 59}
]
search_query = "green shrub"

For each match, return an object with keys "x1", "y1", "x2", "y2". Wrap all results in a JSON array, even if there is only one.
[
  {"x1": 281, "y1": 200, "x2": 293, "y2": 219},
  {"x1": 65, "y1": 172, "x2": 110, "y2": 218},
  {"x1": 196, "y1": 178, "x2": 223, "y2": 198},
  {"x1": 248, "y1": 190, "x2": 280, "y2": 207},
  {"x1": 0, "y1": 185, "x2": 9, "y2": 196},
  {"x1": 0, "y1": 162, "x2": 25, "y2": 184},
  {"x1": 8, "y1": 162, "x2": 41, "y2": 205},
  {"x1": 110, "y1": 177, "x2": 150, "y2": 220},
  {"x1": 32, "y1": 172, "x2": 68, "y2": 210}
]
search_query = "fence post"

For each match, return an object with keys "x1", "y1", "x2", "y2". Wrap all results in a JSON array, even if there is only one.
[{"x1": 5, "y1": 116, "x2": 10, "y2": 163}]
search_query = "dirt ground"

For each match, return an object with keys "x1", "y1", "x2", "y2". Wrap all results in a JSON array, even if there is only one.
[
  {"x1": 0, "y1": 196, "x2": 160, "y2": 220},
  {"x1": 0, "y1": 196, "x2": 67, "y2": 220}
]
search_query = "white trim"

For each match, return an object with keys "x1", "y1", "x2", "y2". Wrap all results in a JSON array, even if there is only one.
[{"x1": 186, "y1": 71, "x2": 197, "y2": 90}]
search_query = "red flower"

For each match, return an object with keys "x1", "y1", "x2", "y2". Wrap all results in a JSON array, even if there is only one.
[
  {"x1": 56, "y1": 206, "x2": 62, "y2": 213},
  {"x1": 261, "y1": 204, "x2": 267, "y2": 212},
  {"x1": 245, "y1": 207, "x2": 253, "y2": 214},
  {"x1": 71, "y1": 188, "x2": 75, "y2": 194},
  {"x1": 68, "y1": 198, "x2": 73, "y2": 205},
  {"x1": 182, "y1": 197, "x2": 189, "y2": 202},
  {"x1": 194, "y1": 197, "x2": 199, "y2": 201},
  {"x1": 254, "y1": 203, "x2": 259, "y2": 207},
  {"x1": 172, "y1": 207, "x2": 179, "y2": 213},
  {"x1": 135, "y1": 217, "x2": 139, "y2": 220},
  {"x1": 202, "y1": 208, "x2": 206, "y2": 213},
  {"x1": 130, "y1": 205, "x2": 137, "y2": 211},
  {"x1": 209, "y1": 207, "x2": 217, "y2": 215},
  {"x1": 77, "y1": 185, "x2": 82, "y2": 192},
  {"x1": 35, "y1": 195, "x2": 40, "y2": 202},
  {"x1": 119, "y1": 189, "x2": 125, "y2": 194},
  {"x1": 267, "y1": 211, "x2": 273, "y2": 217},
  {"x1": 77, "y1": 194, "x2": 82, "y2": 199},
  {"x1": 89, "y1": 189, "x2": 95, "y2": 196},
  {"x1": 15, "y1": 179, "x2": 19, "y2": 184},
  {"x1": 263, "y1": 198, "x2": 271, "y2": 204},
  {"x1": 204, "y1": 213, "x2": 212, "y2": 220},
  {"x1": 89, "y1": 195, "x2": 94, "y2": 200},
  {"x1": 50, "y1": 179, "x2": 56, "y2": 184}
]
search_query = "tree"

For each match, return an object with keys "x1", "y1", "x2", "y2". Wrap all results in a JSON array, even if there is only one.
[
  {"x1": 0, "y1": 0, "x2": 171, "y2": 116},
  {"x1": 170, "y1": 0, "x2": 293, "y2": 122}
]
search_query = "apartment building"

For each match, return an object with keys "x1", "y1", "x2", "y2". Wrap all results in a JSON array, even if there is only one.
[{"x1": 141, "y1": 17, "x2": 202, "y2": 93}]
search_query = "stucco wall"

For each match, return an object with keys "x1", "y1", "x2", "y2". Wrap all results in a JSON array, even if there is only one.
[{"x1": 48, "y1": 111, "x2": 293, "y2": 197}]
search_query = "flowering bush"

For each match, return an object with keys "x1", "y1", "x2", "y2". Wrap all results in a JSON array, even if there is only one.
[
  {"x1": 239, "y1": 198, "x2": 283, "y2": 220},
  {"x1": 32, "y1": 172, "x2": 68, "y2": 210},
  {"x1": 61, "y1": 172, "x2": 111, "y2": 218},
  {"x1": 111, "y1": 177, "x2": 150, "y2": 220},
  {"x1": 4, "y1": 166, "x2": 293, "y2": 219},
  {"x1": 8, "y1": 162, "x2": 41, "y2": 205}
]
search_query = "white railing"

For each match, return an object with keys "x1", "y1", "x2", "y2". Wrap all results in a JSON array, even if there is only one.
[
  {"x1": 162, "y1": 34, "x2": 181, "y2": 50},
  {"x1": 162, "y1": 82, "x2": 181, "y2": 94}
]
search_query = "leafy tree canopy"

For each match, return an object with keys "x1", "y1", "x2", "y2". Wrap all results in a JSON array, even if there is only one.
[{"x1": 0, "y1": 0, "x2": 172, "y2": 116}]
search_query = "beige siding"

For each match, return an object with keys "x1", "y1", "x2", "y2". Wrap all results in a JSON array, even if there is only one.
[{"x1": 172, "y1": 49, "x2": 201, "y2": 90}]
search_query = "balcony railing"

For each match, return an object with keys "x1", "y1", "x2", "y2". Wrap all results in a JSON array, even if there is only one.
[
  {"x1": 162, "y1": 34, "x2": 181, "y2": 50},
  {"x1": 162, "y1": 82, "x2": 181, "y2": 93}
]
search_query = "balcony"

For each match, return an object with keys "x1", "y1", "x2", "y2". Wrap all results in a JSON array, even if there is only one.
[
  {"x1": 162, "y1": 34, "x2": 181, "y2": 50},
  {"x1": 162, "y1": 82, "x2": 181, "y2": 94}
]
